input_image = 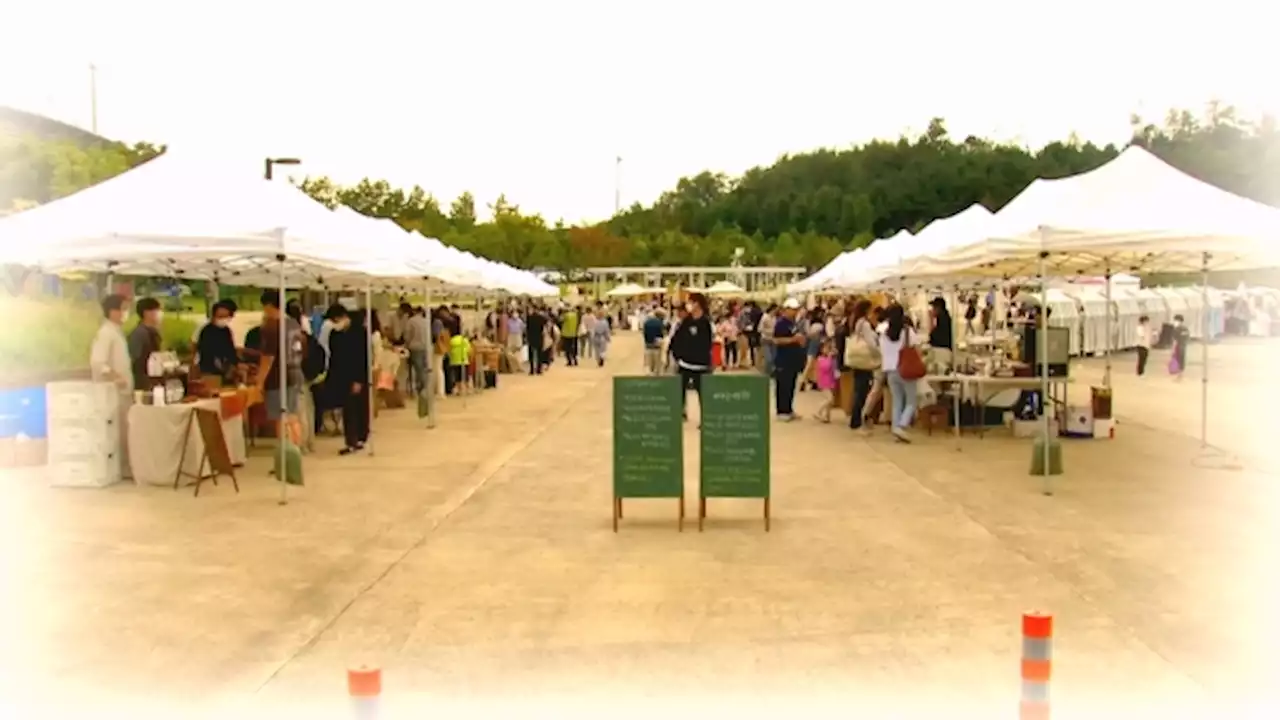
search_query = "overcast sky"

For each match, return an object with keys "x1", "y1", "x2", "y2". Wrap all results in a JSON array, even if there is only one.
[{"x1": 1, "y1": 0, "x2": 1273, "y2": 223}]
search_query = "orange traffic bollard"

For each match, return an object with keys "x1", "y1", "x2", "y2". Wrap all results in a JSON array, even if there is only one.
[
  {"x1": 348, "y1": 666, "x2": 381, "y2": 720},
  {"x1": 1020, "y1": 612, "x2": 1052, "y2": 720}
]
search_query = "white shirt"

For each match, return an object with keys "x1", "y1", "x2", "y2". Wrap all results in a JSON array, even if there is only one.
[
  {"x1": 318, "y1": 320, "x2": 338, "y2": 369},
  {"x1": 1136, "y1": 322, "x2": 1151, "y2": 349},
  {"x1": 879, "y1": 327, "x2": 917, "y2": 373},
  {"x1": 89, "y1": 320, "x2": 132, "y2": 393}
]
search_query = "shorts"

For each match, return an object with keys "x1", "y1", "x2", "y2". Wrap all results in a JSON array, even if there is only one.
[{"x1": 266, "y1": 386, "x2": 301, "y2": 420}]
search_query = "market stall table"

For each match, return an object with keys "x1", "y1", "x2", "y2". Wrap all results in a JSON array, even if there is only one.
[
  {"x1": 963, "y1": 375, "x2": 1073, "y2": 438},
  {"x1": 922, "y1": 373, "x2": 1074, "y2": 444},
  {"x1": 127, "y1": 396, "x2": 248, "y2": 487}
]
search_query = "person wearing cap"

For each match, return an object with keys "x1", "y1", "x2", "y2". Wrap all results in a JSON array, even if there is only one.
[{"x1": 772, "y1": 298, "x2": 807, "y2": 421}]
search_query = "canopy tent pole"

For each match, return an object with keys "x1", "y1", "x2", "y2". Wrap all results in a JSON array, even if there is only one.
[
  {"x1": 366, "y1": 282, "x2": 376, "y2": 457},
  {"x1": 1039, "y1": 249, "x2": 1052, "y2": 496},
  {"x1": 277, "y1": 253, "x2": 289, "y2": 506},
  {"x1": 1103, "y1": 265, "x2": 1112, "y2": 387},
  {"x1": 423, "y1": 280, "x2": 436, "y2": 429},
  {"x1": 1200, "y1": 252, "x2": 1210, "y2": 449},
  {"x1": 209, "y1": 279, "x2": 220, "y2": 318}
]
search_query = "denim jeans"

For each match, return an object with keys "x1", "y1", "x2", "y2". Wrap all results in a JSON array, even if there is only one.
[
  {"x1": 885, "y1": 370, "x2": 918, "y2": 430},
  {"x1": 408, "y1": 349, "x2": 429, "y2": 394}
]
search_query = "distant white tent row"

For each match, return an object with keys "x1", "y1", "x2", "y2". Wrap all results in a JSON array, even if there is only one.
[{"x1": 0, "y1": 151, "x2": 559, "y2": 297}]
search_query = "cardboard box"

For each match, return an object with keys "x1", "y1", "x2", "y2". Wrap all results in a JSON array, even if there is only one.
[{"x1": 1013, "y1": 418, "x2": 1058, "y2": 438}]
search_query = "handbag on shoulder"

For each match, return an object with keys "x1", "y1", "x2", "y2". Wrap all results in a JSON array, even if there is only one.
[{"x1": 897, "y1": 344, "x2": 926, "y2": 380}]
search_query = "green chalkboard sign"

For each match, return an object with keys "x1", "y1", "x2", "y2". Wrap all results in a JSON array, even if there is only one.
[
  {"x1": 612, "y1": 376, "x2": 684, "y2": 507},
  {"x1": 699, "y1": 374, "x2": 771, "y2": 530}
]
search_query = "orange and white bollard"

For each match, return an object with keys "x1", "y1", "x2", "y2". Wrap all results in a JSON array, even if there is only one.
[
  {"x1": 1020, "y1": 612, "x2": 1053, "y2": 720},
  {"x1": 348, "y1": 666, "x2": 381, "y2": 720}
]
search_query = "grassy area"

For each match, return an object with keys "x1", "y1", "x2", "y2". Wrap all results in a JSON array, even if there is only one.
[{"x1": 0, "y1": 296, "x2": 199, "y2": 379}]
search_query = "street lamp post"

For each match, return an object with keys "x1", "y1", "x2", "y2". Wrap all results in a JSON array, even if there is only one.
[
  {"x1": 614, "y1": 156, "x2": 622, "y2": 215},
  {"x1": 264, "y1": 157, "x2": 301, "y2": 181}
]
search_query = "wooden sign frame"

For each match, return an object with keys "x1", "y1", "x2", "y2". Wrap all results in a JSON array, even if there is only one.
[
  {"x1": 612, "y1": 376, "x2": 685, "y2": 532},
  {"x1": 174, "y1": 407, "x2": 240, "y2": 497},
  {"x1": 698, "y1": 374, "x2": 771, "y2": 532}
]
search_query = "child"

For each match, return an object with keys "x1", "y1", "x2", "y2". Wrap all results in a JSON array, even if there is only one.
[
  {"x1": 1135, "y1": 315, "x2": 1151, "y2": 376},
  {"x1": 448, "y1": 331, "x2": 473, "y2": 395},
  {"x1": 813, "y1": 339, "x2": 839, "y2": 423}
]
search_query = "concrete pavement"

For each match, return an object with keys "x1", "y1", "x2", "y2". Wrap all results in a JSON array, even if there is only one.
[{"x1": 1, "y1": 334, "x2": 1275, "y2": 719}]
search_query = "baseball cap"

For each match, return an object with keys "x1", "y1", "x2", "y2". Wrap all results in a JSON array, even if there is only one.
[{"x1": 783, "y1": 298, "x2": 801, "y2": 309}]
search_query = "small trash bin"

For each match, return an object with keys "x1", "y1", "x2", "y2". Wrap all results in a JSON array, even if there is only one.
[{"x1": 1090, "y1": 386, "x2": 1112, "y2": 420}]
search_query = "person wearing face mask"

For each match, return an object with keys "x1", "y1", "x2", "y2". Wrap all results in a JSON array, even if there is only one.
[
  {"x1": 669, "y1": 293, "x2": 714, "y2": 424},
  {"x1": 91, "y1": 294, "x2": 134, "y2": 480},
  {"x1": 314, "y1": 304, "x2": 349, "y2": 434},
  {"x1": 128, "y1": 297, "x2": 164, "y2": 390},
  {"x1": 196, "y1": 300, "x2": 239, "y2": 384}
]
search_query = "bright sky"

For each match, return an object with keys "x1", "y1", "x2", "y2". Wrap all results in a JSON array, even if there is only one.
[{"x1": 1, "y1": 0, "x2": 1274, "y2": 224}]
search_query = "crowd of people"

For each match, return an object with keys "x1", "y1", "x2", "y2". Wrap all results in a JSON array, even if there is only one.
[
  {"x1": 89, "y1": 281, "x2": 1204, "y2": 477},
  {"x1": 623, "y1": 292, "x2": 957, "y2": 443}
]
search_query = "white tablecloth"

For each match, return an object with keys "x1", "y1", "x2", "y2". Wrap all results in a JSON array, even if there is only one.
[{"x1": 127, "y1": 399, "x2": 248, "y2": 487}]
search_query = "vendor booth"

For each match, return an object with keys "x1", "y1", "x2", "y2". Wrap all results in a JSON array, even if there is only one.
[
  {"x1": 0, "y1": 151, "x2": 556, "y2": 501},
  {"x1": 868, "y1": 146, "x2": 1280, "y2": 491}
]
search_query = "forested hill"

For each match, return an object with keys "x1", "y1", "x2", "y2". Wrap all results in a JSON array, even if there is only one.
[
  {"x1": 603, "y1": 107, "x2": 1280, "y2": 268},
  {"x1": 4, "y1": 104, "x2": 1276, "y2": 270}
]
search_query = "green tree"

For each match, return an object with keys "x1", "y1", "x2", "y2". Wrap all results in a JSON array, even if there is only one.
[
  {"x1": 8, "y1": 103, "x2": 1277, "y2": 276},
  {"x1": 449, "y1": 191, "x2": 477, "y2": 232}
]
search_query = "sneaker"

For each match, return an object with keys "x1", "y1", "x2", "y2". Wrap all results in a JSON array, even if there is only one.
[
  {"x1": 776, "y1": 413, "x2": 797, "y2": 422},
  {"x1": 891, "y1": 427, "x2": 912, "y2": 443},
  {"x1": 339, "y1": 446, "x2": 358, "y2": 456}
]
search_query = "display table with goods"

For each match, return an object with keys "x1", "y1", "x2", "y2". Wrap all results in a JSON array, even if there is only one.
[
  {"x1": 127, "y1": 393, "x2": 248, "y2": 488},
  {"x1": 921, "y1": 329, "x2": 1077, "y2": 443}
]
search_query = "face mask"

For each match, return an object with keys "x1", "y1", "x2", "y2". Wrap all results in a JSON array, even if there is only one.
[
  {"x1": 214, "y1": 318, "x2": 230, "y2": 328},
  {"x1": 154, "y1": 310, "x2": 164, "y2": 323}
]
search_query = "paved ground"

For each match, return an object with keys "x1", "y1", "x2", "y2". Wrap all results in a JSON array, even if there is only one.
[{"x1": 1, "y1": 333, "x2": 1276, "y2": 719}]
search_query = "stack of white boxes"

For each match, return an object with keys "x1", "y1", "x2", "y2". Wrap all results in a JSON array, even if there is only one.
[{"x1": 45, "y1": 381, "x2": 121, "y2": 488}]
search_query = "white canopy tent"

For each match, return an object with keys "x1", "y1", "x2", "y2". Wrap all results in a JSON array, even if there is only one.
[
  {"x1": 787, "y1": 229, "x2": 913, "y2": 294},
  {"x1": 705, "y1": 280, "x2": 745, "y2": 295},
  {"x1": 605, "y1": 282, "x2": 653, "y2": 298},
  {"x1": 896, "y1": 147, "x2": 1280, "y2": 281},
  {"x1": 0, "y1": 151, "x2": 560, "y2": 500},
  {"x1": 827, "y1": 206, "x2": 995, "y2": 292},
  {"x1": 888, "y1": 146, "x2": 1280, "y2": 485},
  {"x1": 1057, "y1": 285, "x2": 1114, "y2": 356}
]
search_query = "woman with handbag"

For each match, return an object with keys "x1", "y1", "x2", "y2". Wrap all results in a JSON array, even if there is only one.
[
  {"x1": 844, "y1": 299, "x2": 881, "y2": 433},
  {"x1": 879, "y1": 304, "x2": 926, "y2": 443}
]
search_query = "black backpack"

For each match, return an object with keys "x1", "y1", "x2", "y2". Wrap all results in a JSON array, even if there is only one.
[{"x1": 302, "y1": 333, "x2": 327, "y2": 381}]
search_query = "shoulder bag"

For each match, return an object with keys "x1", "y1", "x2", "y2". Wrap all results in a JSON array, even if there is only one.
[
  {"x1": 843, "y1": 320, "x2": 881, "y2": 371},
  {"x1": 897, "y1": 330, "x2": 926, "y2": 380}
]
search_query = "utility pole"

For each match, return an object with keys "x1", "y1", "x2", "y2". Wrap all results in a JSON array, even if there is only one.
[
  {"x1": 614, "y1": 156, "x2": 622, "y2": 215},
  {"x1": 264, "y1": 157, "x2": 301, "y2": 181},
  {"x1": 89, "y1": 63, "x2": 98, "y2": 134}
]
